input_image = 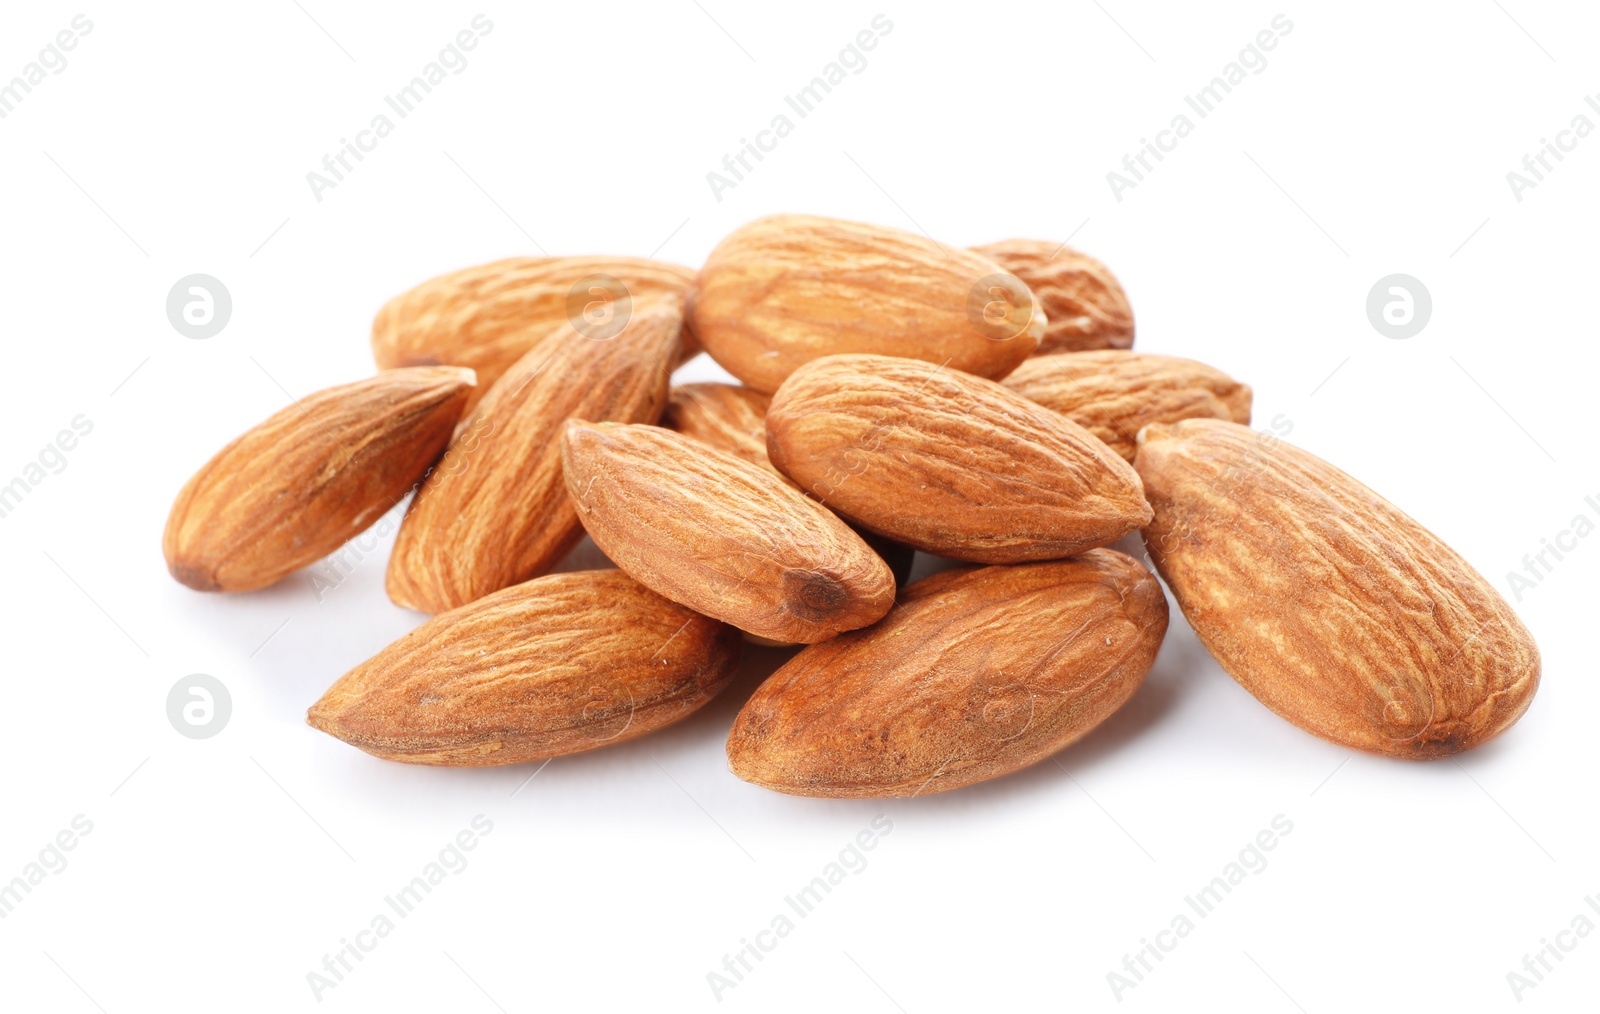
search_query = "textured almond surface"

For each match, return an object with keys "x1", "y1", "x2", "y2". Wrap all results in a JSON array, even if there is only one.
[
  {"x1": 766, "y1": 354, "x2": 1152, "y2": 563},
  {"x1": 685, "y1": 214, "x2": 1043, "y2": 393},
  {"x1": 970, "y1": 239, "x2": 1133, "y2": 355},
  {"x1": 308, "y1": 570, "x2": 740, "y2": 766},
  {"x1": 1136, "y1": 418, "x2": 1540, "y2": 759},
  {"x1": 164, "y1": 367, "x2": 474, "y2": 593},
  {"x1": 1004, "y1": 350, "x2": 1252, "y2": 461},
  {"x1": 562, "y1": 422, "x2": 896, "y2": 644},
  {"x1": 372, "y1": 256, "x2": 695, "y2": 408},
  {"x1": 386, "y1": 304, "x2": 680, "y2": 613},
  {"x1": 727, "y1": 550, "x2": 1168, "y2": 797},
  {"x1": 661, "y1": 383, "x2": 789, "y2": 485}
]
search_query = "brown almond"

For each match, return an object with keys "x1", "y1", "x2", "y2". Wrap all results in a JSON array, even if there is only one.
[
  {"x1": 561, "y1": 421, "x2": 896, "y2": 644},
  {"x1": 386, "y1": 303, "x2": 680, "y2": 613},
  {"x1": 685, "y1": 214, "x2": 1043, "y2": 393},
  {"x1": 308, "y1": 569, "x2": 741, "y2": 766},
  {"x1": 1004, "y1": 350, "x2": 1252, "y2": 461},
  {"x1": 969, "y1": 239, "x2": 1133, "y2": 354},
  {"x1": 164, "y1": 366, "x2": 474, "y2": 593},
  {"x1": 766, "y1": 353, "x2": 1152, "y2": 563},
  {"x1": 372, "y1": 256, "x2": 696, "y2": 407},
  {"x1": 727, "y1": 550, "x2": 1168, "y2": 797},
  {"x1": 1136, "y1": 418, "x2": 1540, "y2": 759}
]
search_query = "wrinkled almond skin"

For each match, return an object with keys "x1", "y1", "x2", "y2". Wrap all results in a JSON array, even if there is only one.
[
  {"x1": 685, "y1": 215, "x2": 1043, "y2": 393},
  {"x1": 727, "y1": 550, "x2": 1168, "y2": 797},
  {"x1": 164, "y1": 367, "x2": 474, "y2": 593},
  {"x1": 561, "y1": 422, "x2": 896, "y2": 644},
  {"x1": 1004, "y1": 350, "x2": 1252, "y2": 461},
  {"x1": 970, "y1": 239, "x2": 1133, "y2": 355},
  {"x1": 1136, "y1": 419, "x2": 1540, "y2": 759},
  {"x1": 372, "y1": 256, "x2": 696, "y2": 408},
  {"x1": 308, "y1": 570, "x2": 741, "y2": 766},
  {"x1": 766, "y1": 354, "x2": 1152, "y2": 563},
  {"x1": 386, "y1": 304, "x2": 680, "y2": 614}
]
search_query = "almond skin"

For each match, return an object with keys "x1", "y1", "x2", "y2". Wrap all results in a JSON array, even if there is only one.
[
  {"x1": 164, "y1": 367, "x2": 474, "y2": 593},
  {"x1": 308, "y1": 570, "x2": 740, "y2": 766},
  {"x1": 372, "y1": 256, "x2": 696, "y2": 408},
  {"x1": 685, "y1": 214, "x2": 1043, "y2": 393},
  {"x1": 661, "y1": 383, "x2": 789, "y2": 485},
  {"x1": 1135, "y1": 419, "x2": 1540, "y2": 759},
  {"x1": 662, "y1": 383, "x2": 915, "y2": 594},
  {"x1": 1004, "y1": 350, "x2": 1252, "y2": 461},
  {"x1": 766, "y1": 354, "x2": 1152, "y2": 563},
  {"x1": 386, "y1": 303, "x2": 680, "y2": 614},
  {"x1": 561, "y1": 421, "x2": 896, "y2": 644},
  {"x1": 727, "y1": 550, "x2": 1168, "y2": 797},
  {"x1": 969, "y1": 239, "x2": 1133, "y2": 354}
]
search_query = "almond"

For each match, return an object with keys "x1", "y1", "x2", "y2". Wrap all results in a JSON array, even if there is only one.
[
  {"x1": 164, "y1": 367, "x2": 474, "y2": 593},
  {"x1": 766, "y1": 354, "x2": 1152, "y2": 563},
  {"x1": 1135, "y1": 418, "x2": 1540, "y2": 759},
  {"x1": 308, "y1": 569, "x2": 740, "y2": 765},
  {"x1": 386, "y1": 303, "x2": 680, "y2": 613},
  {"x1": 561, "y1": 421, "x2": 896, "y2": 644},
  {"x1": 1004, "y1": 350, "x2": 1252, "y2": 461},
  {"x1": 969, "y1": 239, "x2": 1133, "y2": 354},
  {"x1": 372, "y1": 256, "x2": 696, "y2": 408},
  {"x1": 685, "y1": 214, "x2": 1043, "y2": 393},
  {"x1": 727, "y1": 550, "x2": 1168, "y2": 797}
]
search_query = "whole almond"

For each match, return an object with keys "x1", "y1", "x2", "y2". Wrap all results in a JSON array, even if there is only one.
[
  {"x1": 164, "y1": 366, "x2": 474, "y2": 593},
  {"x1": 386, "y1": 303, "x2": 680, "y2": 613},
  {"x1": 308, "y1": 569, "x2": 740, "y2": 766},
  {"x1": 1004, "y1": 350, "x2": 1252, "y2": 461},
  {"x1": 766, "y1": 353, "x2": 1152, "y2": 563},
  {"x1": 561, "y1": 421, "x2": 896, "y2": 644},
  {"x1": 685, "y1": 214, "x2": 1044, "y2": 393},
  {"x1": 372, "y1": 256, "x2": 695, "y2": 407},
  {"x1": 970, "y1": 239, "x2": 1133, "y2": 354},
  {"x1": 727, "y1": 550, "x2": 1168, "y2": 797},
  {"x1": 1136, "y1": 418, "x2": 1540, "y2": 759}
]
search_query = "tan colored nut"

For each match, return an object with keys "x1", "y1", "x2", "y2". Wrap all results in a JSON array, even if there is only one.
[
  {"x1": 386, "y1": 303, "x2": 680, "y2": 613},
  {"x1": 727, "y1": 550, "x2": 1168, "y2": 796},
  {"x1": 372, "y1": 256, "x2": 696, "y2": 409},
  {"x1": 766, "y1": 353, "x2": 1151, "y2": 563},
  {"x1": 1004, "y1": 350, "x2": 1251, "y2": 461},
  {"x1": 686, "y1": 214, "x2": 1043, "y2": 393},
  {"x1": 164, "y1": 366, "x2": 474, "y2": 592},
  {"x1": 561, "y1": 421, "x2": 896, "y2": 644},
  {"x1": 1136, "y1": 418, "x2": 1540, "y2": 759},
  {"x1": 308, "y1": 569, "x2": 741, "y2": 766},
  {"x1": 970, "y1": 239, "x2": 1133, "y2": 354}
]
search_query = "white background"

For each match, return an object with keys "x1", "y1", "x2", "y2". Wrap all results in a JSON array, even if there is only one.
[{"x1": 1, "y1": 2, "x2": 1594, "y2": 1010}]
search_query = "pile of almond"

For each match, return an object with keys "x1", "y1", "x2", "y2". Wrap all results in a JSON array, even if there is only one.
[{"x1": 164, "y1": 214, "x2": 1540, "y2": 795}]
